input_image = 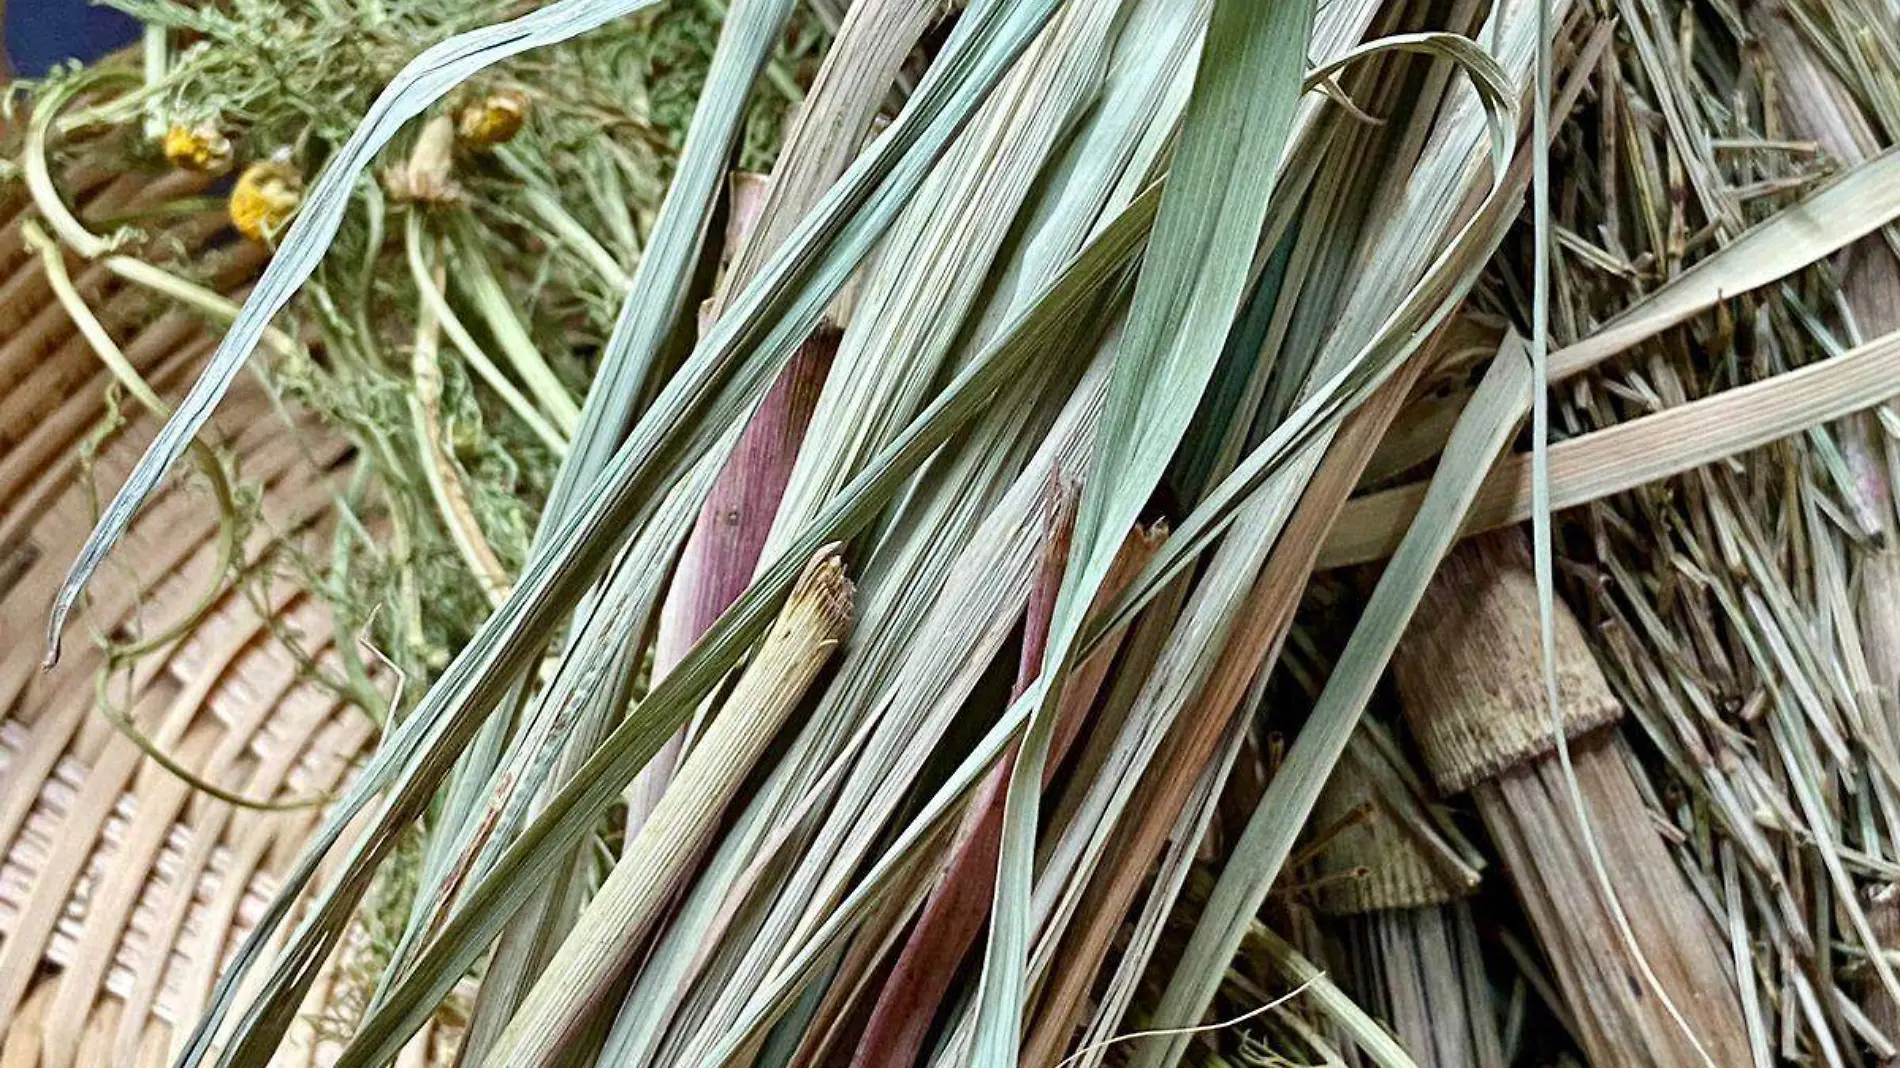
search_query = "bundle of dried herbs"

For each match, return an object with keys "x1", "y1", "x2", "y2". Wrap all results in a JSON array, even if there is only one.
[{"x1": 9, "y1": 0, "x2": 1900, "y2": 1066}]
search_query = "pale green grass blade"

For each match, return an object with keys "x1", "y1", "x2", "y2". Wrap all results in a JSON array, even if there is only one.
[
  {"x1": 762, "y1": 0, "x2": 1120, "y2": 564},
  {"x1": 324, "y1": 186, "x2": 1163, "y2": 1068},
  {"x1": 973, "y1": 0, "x2": 1316, "y2": 1058},
  {"x1": 1016, "y1": 31, "x2": 1524, "y2": 1030},
  {"x1": 1081, "y1": 3, "x2": 1526, "y2": 642},
  {"x1": 170, "y1": 4, "x2": 1085, "y2": 1062},
  {"x1": 1132, "y1": 337, "x2": 1534, "y2": 1068}
]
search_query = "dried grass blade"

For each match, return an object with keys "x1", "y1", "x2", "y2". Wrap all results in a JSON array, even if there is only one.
[
  {"x1": 169, "y1": 9, "x2": 1090, "y2": 1064},
  {"x1": 973, "y1": 0, "x2": 1317, "y2": 1057},
  {"x1": 1324, "y1": 326, "x2": 1900, "y2": 567},
  {"x1": 475, "y1": 549, "x2": 853, "y2": 1068},
  {"x1": 321, "y1": 186, "x2": 1162, "y2": 1068},
  {"x1": 1549, "y1": 147, "x2": 1900, "y2": 380},
  {"x1": 1131, "y1": 339, "x2": 1533, "y2": 1068}
]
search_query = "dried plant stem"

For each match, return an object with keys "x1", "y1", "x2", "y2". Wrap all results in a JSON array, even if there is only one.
[
  {"x1": 847, "y1": 483, "x2": 1087, "y2": 1068},
  {"x1": 402, "y1": 212, "x2": 568, "y2": 455},
  {"x1": 478, "y1": 546, "x2": 853, "y2": 1068},
  {"x1": 408, "y1": 259, "x2": 511, "y2": 607},
  {"x1": 448, "y1": 220, "x2": 582, "y2": 435},
  {"x1": 1869, "y1": 891, "x2": 1900, "y2": 1063},
  {"x1": 1393, "y1": 532, "x2": 1751, "y2": 1068},
  {"x1": 626, "y1": 0, "x2": 937, "y2": 830},
  {"x1": 98, "y1": 256, "x2": 303, "y2": 361},
  {"x1": 632, "y1": 173, "x2": 836, "y2": 827},
  {"x1": 1025, "y1": 354, "x2": 1427, "y2": 1068},
  {"x1": 18, "y1": 218, "x2": 273, "y2": 802},
  {"x1": 1754, "y1": 11, "x2": 1900, "y2": 1048},
  {"x1": 1348, "y1": 904, "x2": 1502, "y2": 1068},
  {"x1": 19, "y1": 219, "x2": 246, "y2": 647}
]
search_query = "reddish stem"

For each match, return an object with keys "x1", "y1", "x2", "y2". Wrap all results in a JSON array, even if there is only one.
[{"x1": 849, "y1": 487, "x2": 1162, "y2": 1068}]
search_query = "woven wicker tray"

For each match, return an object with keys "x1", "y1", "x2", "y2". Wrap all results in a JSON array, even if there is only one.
[{"x1": 0, "y1": 149, "x2": 416, "y2": 1067}]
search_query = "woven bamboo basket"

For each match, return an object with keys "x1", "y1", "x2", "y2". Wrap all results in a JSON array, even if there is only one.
[{"x1": 0, "y1": 139, "x2": 425, "y2": 1067}]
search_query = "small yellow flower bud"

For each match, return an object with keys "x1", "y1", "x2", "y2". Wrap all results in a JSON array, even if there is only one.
[
  {"x1": 456, "y1": 90, "x2": 529, "y2": 149},
  {"x1": 229, "y1": 157, "x2": 302, "y2": 243},
  {"x1": 162, "y1": 122, "x2": 234, "y2": 175}
]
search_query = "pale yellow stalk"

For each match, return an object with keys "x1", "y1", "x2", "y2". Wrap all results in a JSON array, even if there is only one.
[
  {"x1": 477, "y1": 546, "x2": 853, "y2": 1068},
  {"x1": 1325, "y1": 326, "x2": 1900, "y2": 567}
]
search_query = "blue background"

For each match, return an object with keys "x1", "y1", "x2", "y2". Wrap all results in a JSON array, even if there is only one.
[{"x1": 7, "y1": 0, "x2": 141, "y2": 77}]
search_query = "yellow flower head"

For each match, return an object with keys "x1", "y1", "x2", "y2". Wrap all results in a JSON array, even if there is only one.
[
  {"x1": 456, "y1": 90, "x2": 529, "y2": 149},
  {"x1": 162, "y1": 122, "x2": 234, "y2": 175},
  {"x1": 230, "y1": 157, "x2": 303, "y2": 243}
]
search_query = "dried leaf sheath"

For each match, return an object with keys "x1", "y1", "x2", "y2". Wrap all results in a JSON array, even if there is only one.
[
  {"x1": 633, "y1": 325, "x2": 839, "y2": 802},
  {"x1": 1393, "y1": 532, "x2": 1751, "y2": 1068},
  {"x1": 630, "y1": 168, "x2": 841, "y2": 826},
  {"x1": 847, "y1": 490, "x2": 1165, "y2": 1068},
  {"x1": 478, "y1": 547, "x2": 853, "y2": 1068}
]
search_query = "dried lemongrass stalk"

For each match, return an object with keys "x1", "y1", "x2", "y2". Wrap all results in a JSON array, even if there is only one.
[
  {"x1": 478, "y1": 546, "x2": 853, "y2": 1068},
  {"x1": 1392, "y1": 530, "x2": 1750, "y2": 1068},
  {"x1": 631, "y1": 171, "x2": 840, "y2": 827},
  {"x1": 845, "y1": 487, "x2": 1159, "y2": 1068},
  {"x1": 625, "y1": 0, "x2": 939, "y2": 835},
  {"x1": 1021, "y1": 354, "x2": 1432, "y2": 1068},
  {"x1": 844, "y1": 483, "x2": 1079, "y2": 1068}
]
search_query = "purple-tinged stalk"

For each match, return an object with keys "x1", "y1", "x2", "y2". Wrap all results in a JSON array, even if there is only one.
[
  {"x1": 626, "y1": 0, "x2": 949, "y2": 828},
  {"x1": 843, "y1": 486, "x2": 1159, "y2": 1068}
]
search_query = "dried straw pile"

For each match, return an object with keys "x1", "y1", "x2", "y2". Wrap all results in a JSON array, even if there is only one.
[{"x1": 4, "y1": 0, "x2": 1900, "y2": 1066}]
